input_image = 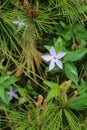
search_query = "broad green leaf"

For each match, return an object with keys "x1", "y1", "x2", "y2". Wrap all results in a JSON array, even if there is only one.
[
  {"x1": 3, "y1": 91, "x2": 9, "y2": 104},
  {"x1": 0, "y1": 76, "x2": 10, "y2": 85},
  {"x1": 64, "y1": 63, "x2": 78, "y2": 85},
  {"x1": 44, "y1": 80, "x2": 59, "y2": 89},
  {"x1": 80, "y1": 78, "x2": 87, "y2": 87},
  {"x1": 3, "y1": 76, "x2": 19, "y2": 89},
  {"x1": 64, "y1": 48, "x2": 87, "y2": 62},
  {"x1": 54, "y1": 37, "x2": 62, "y2": 52},
  {"x1": 60, "y1": 21, "x2": 66, "y2": 28},
  {"x1": 0, "y1": 103, "x2": 4, "y2": 109},
  {"x1": 46, "y1": 87, "x2": 58, "y2": 101},
  {"x1": 63, "y1": 30, "x2": 72, "y2": 41},
  {"x1": 44, "y1": 45, "x2": 51, "y2": 51},
  {"x1": 73, "y1": 25, "x2": 87, "y2": 41},
  {"x1": 76, "y1": 84, "x2": 87, "y2": 94},
  {"x1": 0, "y1": 88, "x2": 9, "y2": 104},
  {"x1": 0, "y1": 76, "x2": 18, "y2": 104},
  {"x1": 44, "y1": 80, "x2": 59, "y2": 101}
]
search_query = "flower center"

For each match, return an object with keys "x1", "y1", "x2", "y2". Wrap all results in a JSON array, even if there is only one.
[{"x1": 53, "y1": 56, "x2": 58, "y2": 62}]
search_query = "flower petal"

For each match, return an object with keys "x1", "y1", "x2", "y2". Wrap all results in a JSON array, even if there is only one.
[
  {"x1": 42, "y1": 55, "x2": 52, "y2": 61},
  {"x1": 12, "y1": 21, "x2": 19, "y2": 24},
  {"x1": 57, "y1": 52, "x2": 66, "y2": 59},
  {"x1": 18, "y1": 22, "x2": 25, "y2": 27},
  {"x1": 9, "y1": 86, "x2": 13, "y2": 92},
  {"x1": 13, "y1": 93, "x2": 19, "y2": 99},
  {"x1": 56, "y1": 60, "x2": 63, "y2": 69},
  {"x1": 8, "y1": 95, "x2": 13, "y2": 101},
  {"x1": 49, "y1": 61, "x2": 55, "y2": 70},
  {"x1": 7, "y1": 86, "x2": 18, "y2": 101},
  {"x1": 50, "y1": 46, "x2": 56, "y2": 56}
]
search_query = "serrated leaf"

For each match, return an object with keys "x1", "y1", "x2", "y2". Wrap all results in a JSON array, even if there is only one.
[
  {"x1": 64, "y1": 63, "x2": 78, "y2": 85},
  {"x1": 64, "y1": 48, "x2": 87, "y2": 62}
]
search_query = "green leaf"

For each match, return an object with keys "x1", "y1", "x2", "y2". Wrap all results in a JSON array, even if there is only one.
[
  {"x1": 54, "y1": 37, "x2": 62, "y2": 52},
  {"x1": 0, "y1": 76, "x2": 10, "y2": 85},
  {"x1": 64, "y1": 62, "x2": 78, "y2": 85},
  {"x1": 0, "y1": 88, "x2": 9, "y2": 104},
  {"x1": 64, "y1": 48, "x2": 87, "y2": 62},
  {"x1": 46, "y1": 87, "x2": 59, "y2": 101},
  {"x1": 10, "y1": 0, "x2": 18, "y2": 4},
  {"x1": 0, "y1": 103, "x2": 5, "y2": 109},
  {"x1": 70, "y1": 94, "x2": 87, "y2": 110},
  {"x1": 80, "y1": 78, "x2": 87, "y2": 87},
  {"x1": 44, "y1": 80, "x2": 59, "y2": 89},
  {"x1": 64, "y1": 109, "x2": 80, "y2": 130},
  {"x1": 0, "y1": 62, "x2": 2, "y2": 69},
  {"x1": 60, "y1": 21, "x2": 66, "y2": 28},
  {"x1": 0, "y1": 76, "x2": 18, "y2": 104},
  {"x1": 73, "y1": 25, "x2": 87, "y2": 41},
  {"x1": 63, "y1": 30, "x2": 72, "y2": 41},
  {"x1": 44, "y1": 80, "x2": 72, "y2": 101},
  {"x1": 3, "y1": 76, "x2": 19, "y2": 89},
  {"x1": 18, "y1": 87, "x2": 27, "y2": 97},
  {"x1": 44, "y1": 45, "x2": 51, "y2": 51},
  {"x1": 44, "y1": 80, "x2": 59, "y2": 101},
  {"x1": 70, "y1": 84, "x2": 87, "y2": 110}
]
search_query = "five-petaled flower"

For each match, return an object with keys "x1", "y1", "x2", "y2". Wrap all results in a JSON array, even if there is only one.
[
  {"x1": 42, "y1": 46, "x2": 66, "y2": 71},
  {"x1": 7, "y1": 86, "x2": 18, "y2": 101}
]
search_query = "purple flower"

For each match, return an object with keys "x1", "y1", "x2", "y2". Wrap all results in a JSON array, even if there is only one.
[
  {"x1": 42, "y1": 46, "x2": 66, "y2": 71},
  {"x1": 7, "y1": 86, "x2": 18, "y2": 101}
]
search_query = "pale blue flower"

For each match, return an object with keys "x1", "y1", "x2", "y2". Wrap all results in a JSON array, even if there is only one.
[
  {"x1": 12, "y1": 17, "x2": 26, "y2": 28},
  {"x1": 7, "y1": 86, "x2": 18, "y2": 101},
  {"x1": 42, "y1": 46, "x2": 66, "y2": 71}
]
